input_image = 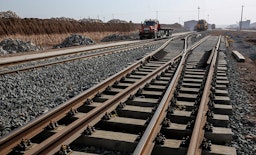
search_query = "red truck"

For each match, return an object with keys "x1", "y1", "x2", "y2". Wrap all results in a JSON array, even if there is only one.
[{"x1": 139, "y1": 19, "x2": 172, "y2": 39}]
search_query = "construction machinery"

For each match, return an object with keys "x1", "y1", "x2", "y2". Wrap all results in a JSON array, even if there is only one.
[{"x1": 194, "y1": 19, "x2": 208, "y2": 31}]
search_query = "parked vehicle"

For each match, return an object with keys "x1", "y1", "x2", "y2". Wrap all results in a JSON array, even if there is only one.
[{"x1": 139, "y1": 19, "x2": 172, "y2": 39}]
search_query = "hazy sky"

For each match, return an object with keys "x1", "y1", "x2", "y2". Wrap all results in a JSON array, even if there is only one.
[{"x1": 0, "y1": 0, "x2": 255, "y2": 25}]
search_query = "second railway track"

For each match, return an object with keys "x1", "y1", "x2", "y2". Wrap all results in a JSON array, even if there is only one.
[
  {"x1": 0, "y1": 33, "x2": 190, "y2": 75},
  {"x1": 0, "y1": 34, "x2": 236, "y2": 155},
  {"x1": 0, "y1": 40, "x2": 162, "y2": 75}
]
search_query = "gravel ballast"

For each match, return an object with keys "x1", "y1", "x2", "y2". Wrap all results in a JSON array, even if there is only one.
[
  {"x1": 223, "y1": 46, "x2": 256, "y2": 155},
  {"x1": 0, "y1": 44, "x2": 161, "y2": 137},
  {"x1": 1, "y1": 32, "x2": 255, "y2": 154},
  {"x1": 209, "y1": 31, "x2": 256, "y2": 154},
  {"x1": 226, "y1": 49, "x2": 256, "y2": 155}
]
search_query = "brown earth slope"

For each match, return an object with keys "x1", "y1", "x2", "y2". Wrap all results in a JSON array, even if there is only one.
[
  {"x1": 0, "y1": 18, "x2": 139, "y2": 48},
  {"x1": 0, "y1": 18, "x2": 137, "y2": 35}
]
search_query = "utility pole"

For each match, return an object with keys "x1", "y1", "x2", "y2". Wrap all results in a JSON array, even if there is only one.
[
  {"x1": 198, "y1": 6, "x2": 200, "y2": 20},
  {"x1": 156, "y1": 11, "x2": 158, "y2": 20},
  {"x1": 240, "y1": 5, "x2": 244, "y2": 30}
]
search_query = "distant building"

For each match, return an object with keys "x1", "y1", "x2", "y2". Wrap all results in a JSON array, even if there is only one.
[
  {"x1": 251, "y1": 22, "x2": 256, "y2": 28},
  {"x1": 240, "y1": 20, "x2": 251, "y2": 29},
  {"x1": 208, "y1": 24, "x2": 212, "y2": 30},
  {"x1": 211, "y1": 24, "x2": 216, "y2": 29},
  {"x1": 227, "y1": 24, "x2": 238, "y2": 29},
  {"x1": 184, "y1": 20, "x2": 198, "y2": 31}
]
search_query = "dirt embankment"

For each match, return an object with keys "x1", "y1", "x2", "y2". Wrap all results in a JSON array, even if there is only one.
[
  {"x1": 0, "y1": 18, "x2": 139, "y2": 48},
  {"x1": 0, "y1": 18, "x2": 137, "y2": 35}
]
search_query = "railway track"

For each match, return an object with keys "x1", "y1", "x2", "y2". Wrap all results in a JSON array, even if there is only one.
[
  {"x1": 135, "y1": 36, "x2": 235, "y2": 155},
  {"x1": 0, "y1": 40, "x2": 162, "y2": 75},
  {"x1": 0, "y1": 34, "x2": 236, "y2": 155},
  {"x1": 0, "y1": 32, "x2": 190, "y2": 75}
]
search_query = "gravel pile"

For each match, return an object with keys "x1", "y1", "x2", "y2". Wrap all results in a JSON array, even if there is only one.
[
  {"x1": 0, "y1": 39, "x2": 42, "y2": 55},
  {"x1": 54, "y1": 34, "x2": 95, "y2": 48},
  {"x1": 0, "y1": 45, "x2": 159, "y2": 137},
  {"x1": 0, "y1": 10, "x2": 20, "y2": 18},
  {"x1": 0, "y1": 47, "x2": 7, "y2": 55},
  {"x1": 101, "y1": 34, "x2": 132, "y2": 42}
]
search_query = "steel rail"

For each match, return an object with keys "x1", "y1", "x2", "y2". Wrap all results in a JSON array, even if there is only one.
[
  {"x1": 0, "y1": 37, "x2": 174, "y2": 155},
  {"x1": 133, "y1": 35, "x2": 210, "y2": 155},
  {"x1": 187, "y1": 36, "x2": 221, "y2": 155}
]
